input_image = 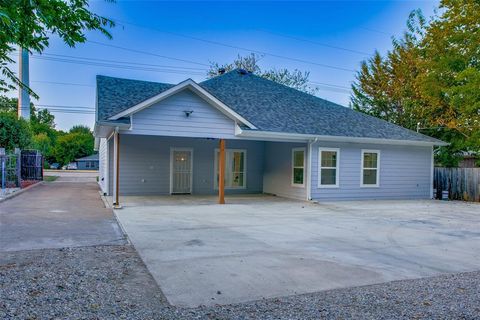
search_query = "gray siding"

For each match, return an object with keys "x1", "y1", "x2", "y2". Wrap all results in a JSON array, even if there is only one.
[
  {"x1": 310, "y1": 141, "x2": 432, "y2": 200},
  {"x1": 263, "y1": 142, "x2": 308, "y2": 200},
  {"x1": 112, "y1": 135, "x2": 264, "y2": 196},
  {"x1": 125, "y1": 89, "x2": 238, "y2": 139}
]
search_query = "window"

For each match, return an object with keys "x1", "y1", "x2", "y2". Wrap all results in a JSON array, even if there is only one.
[
  {"x1": 85, "y1": 161, "x2": 90, "y2": 168},
  {"x1": 318, "y1": 148, "x2": 339, "y2": 187},
  {"x1": 292, "y1": 148, "x2": 305, "y2": 187},
  {"x1": 361, "y1": 150, "x2": 380, "y2": 187},
  {"x1": 214, "y1": 149, "x2": 247, "y2": 189}
]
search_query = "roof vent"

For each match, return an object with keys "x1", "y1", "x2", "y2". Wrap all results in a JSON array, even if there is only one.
[
  {"x1": 238, "y1": 68, "x2": 248, "y2": 75},
  {"x1": 218, "y1": 68, "x2": 226, "y2": 75}
]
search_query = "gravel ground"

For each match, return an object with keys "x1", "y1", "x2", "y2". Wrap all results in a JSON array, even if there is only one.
[{"x1": 1, "y1": 245, "x2": 479, "y2": 320}]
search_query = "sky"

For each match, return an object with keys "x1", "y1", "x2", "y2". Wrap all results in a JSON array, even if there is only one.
[{"x1": 9, "y1": 0, "x2": 439, "y2": 131}]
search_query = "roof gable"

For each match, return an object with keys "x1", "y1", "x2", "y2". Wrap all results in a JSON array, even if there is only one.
[{"x1": 107, "y1": 79, "x2": 256, "y2": 128}]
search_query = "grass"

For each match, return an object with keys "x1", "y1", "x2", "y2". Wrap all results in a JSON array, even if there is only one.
[{"x1": 43, "y1": 176, "x2": 59, "y2": 182}]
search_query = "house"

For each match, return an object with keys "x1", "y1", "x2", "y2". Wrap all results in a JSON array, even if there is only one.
[
  {"x1": 75, "y1": 154, "x2": 99, "y2": 170},
  {"x1": 94, "y1": 69, "x2": 446, "y2": 206}
]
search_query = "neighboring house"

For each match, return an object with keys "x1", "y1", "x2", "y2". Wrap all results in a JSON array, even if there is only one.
[
  {"x1": 94, "y1": 69, "x2": 446, "y2": 205},
  {"x1": 76, "y1": 154, "x2": 99, "y2": 170}
]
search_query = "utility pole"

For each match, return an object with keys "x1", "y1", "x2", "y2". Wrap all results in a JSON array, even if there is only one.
[{"x1": 18, "y1": 47, "x2": 30, "y2": 120}]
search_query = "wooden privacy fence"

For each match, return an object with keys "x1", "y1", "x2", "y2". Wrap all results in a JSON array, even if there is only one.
[{"x1": 434, "y1": 167, "x2": 480, "y2": 202}]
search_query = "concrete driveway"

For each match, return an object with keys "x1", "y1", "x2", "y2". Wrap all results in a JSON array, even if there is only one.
[
  {"x1": 0, "y1": 171, "x2": 125, "y2": 252},
  {"x1": 114, "y1": 196, "x2": 480, "y2": 307}
]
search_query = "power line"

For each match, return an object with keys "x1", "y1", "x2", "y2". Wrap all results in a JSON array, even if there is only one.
[
  {"x1": 359, "y1": 27, "x2": 392, "y2": 37},
  {"x1": 31, "y1": 55, "x2": 206, "y2": 76},
  {"x1": 28, "y1": 56, "x2": 353, "y2": 95},
  {"x1": 41, "y1": 53, "x2": 206, "y2": 71},
  {"x1": 87, "y1": 40, "x2": 211, "y2": 67},
  {"x1": 309, "y1": 81, "x2": 351, "y2": 90},
  {"x1": 36, "y1": 104, "x2": 94, "y2": 109},
  {"x1": 31, "y1": 80, "x2": 94, "y2": 87},
  {"x1": 111, "y1": 19, "x2": 356, "y2": 73},
  {"x1": 257, "y1": 30, "x2": 371, "y2": 56}
]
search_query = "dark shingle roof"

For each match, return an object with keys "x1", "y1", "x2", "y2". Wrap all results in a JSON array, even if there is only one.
[
  {"x1": 76, "y1": 154, "x2": 99, "y2": 161},
  {"x1": 96, "y1": 75, "x2": 174, "y2": 121},
  {"x1": 200, "y1": 70, "x2": 440, "y2": 143},
  {"x1": 96, "y1": 70, "x2": 442, "y2": 143}
]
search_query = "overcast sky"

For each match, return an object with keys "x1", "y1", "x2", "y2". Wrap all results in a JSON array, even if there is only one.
[{"x1": 9, "y1": 0, "x2": 438, "y2": 131}]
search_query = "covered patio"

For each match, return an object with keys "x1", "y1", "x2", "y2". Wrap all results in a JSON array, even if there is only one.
[
  {"x1": 105, "y1": 193, "x2": 294, "y2": 208},
  {"x1": 106, "y1": 134, "x2": 308, "y2": 207}
]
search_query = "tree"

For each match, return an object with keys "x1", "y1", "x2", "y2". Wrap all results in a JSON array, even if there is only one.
[
  {"x1": 0, "y1": 0, "x2": 114, "y2": 96},
  {"x1": 32, "y1": 132, "x2": 52, "y2": 159},
  {"x1": 69, "y1": 125, "x2": 92, "y2": 135},
  {"x1": 350, "y1": 1, "x2": 480, "y2": 166},
  {"x1": 0, "y1": 111, "x2": 31, "y2": 150},
  {"x1": 53, "y1": 128, "x2": 94, "y2": 165},
  {"x1": 207, "y1": 53, "x2": 318, "y2": 94}
]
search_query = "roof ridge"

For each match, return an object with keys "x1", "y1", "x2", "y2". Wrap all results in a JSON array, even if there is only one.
[{"x1": 96, "y1": 74, "x2": 174, "y2": 86}]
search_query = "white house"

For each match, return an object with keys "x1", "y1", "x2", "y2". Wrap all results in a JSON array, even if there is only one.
[{"x1": 94, "y1": 69, "x2": 446, "y2": 206}]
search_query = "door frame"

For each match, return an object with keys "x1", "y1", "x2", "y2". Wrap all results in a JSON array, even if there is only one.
[{"x1": 169, "y1": 147, "x2": 194, "y2": 194}]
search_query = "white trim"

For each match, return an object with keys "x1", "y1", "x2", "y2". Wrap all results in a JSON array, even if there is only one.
[
  {"x1": 360, "y1": 149, "x2": 380, "y2": 187},
  {"x1": 214, "y1": 148, "x2": 247, "y2": 190},
  {"x1": 235, "y1": 125, "x2": 448, "y2": 146},
  {"x1": 105, "y1": 138, "x2": 110, "y2": 195},
  {"x1": 170, "y1": 147, "x2": 194, "y2": 194},
  {"x1": 108, "y1": 79, "x2": 256, "y2": 129},
  {"x1": 430, "y1": 146, "x2": 434, "y2": 199},
  {"x1": 112, "y1": 131, "x2": 119, "y2": 202},
  {"x1": 318, "y1": 147, "x2": 340, "y2": 188},
  {"x1": 291, "y1": 147, "x2": 306, "y2": 188},
  {"x1": 306, "y1": 140, "x2": 315, "y2": 200}
]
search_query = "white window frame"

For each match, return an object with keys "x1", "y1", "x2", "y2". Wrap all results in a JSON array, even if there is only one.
[
  {"x1": 318, "y1": 147, "x2": 340, "y2": 188},
  {"x1": 291, "y1": 147, "x2": 306, "y2": 187},
  {"x1": 214, "y1": 148, "x2": 247, "y2": 190},
  {"x1": 361, "y1": 149, "x2": 380, "y2": 188}
]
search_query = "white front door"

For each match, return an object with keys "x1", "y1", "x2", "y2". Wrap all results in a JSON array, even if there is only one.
[{"x1": 170, "y1": 148, "x2": 193, "y2": 194}]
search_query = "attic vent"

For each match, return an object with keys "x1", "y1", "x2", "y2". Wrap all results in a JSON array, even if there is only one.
[{"x1": 238, "y1": 68, "x2": 248, "y2": 75}]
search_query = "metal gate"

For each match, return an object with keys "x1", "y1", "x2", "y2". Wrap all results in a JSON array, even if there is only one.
[
  {"x1": 170, "y1": 148, "x2": 193, "y2": 194},
  {"x1": 21, "y1": 150, "x2": 43, "y2": 181},
  {"x1": 0, "y1": 152, "x2": 20, "y2": 188}
]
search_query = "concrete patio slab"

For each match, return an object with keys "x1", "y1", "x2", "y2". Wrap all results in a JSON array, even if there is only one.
[{"x1": 114, "y1": 196, "x2": 480, "y2": 307}]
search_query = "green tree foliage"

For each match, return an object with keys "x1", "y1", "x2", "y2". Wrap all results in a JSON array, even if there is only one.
[
  {"x1": 53, "y1": 129, "x2": 94, "y2": 165},
  {"x1": 69, "y1": 125, "x2": 92, "y2": 135},
  {"x1": 0, "y1": 111, "x2": 31, "y2": 150},
  {"x1": 207, "y1": 53, "x2": 318, "y2": 94},
  {"x1": 351, "y1": 1, "x2": 480, "y2": 166},
  {"x1": 0, "y1": 96, "x2": 57, "y2": 157},
  {"x1": 0, "y1": 95, "x2": 95, "y2": 165},
  {"x1": 0, "y1": 0, "x2": 114, "y2": 96}
]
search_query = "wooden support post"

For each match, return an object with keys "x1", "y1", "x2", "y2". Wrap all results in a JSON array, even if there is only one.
[
  {"x1": 113, "y1": 131, "x2": 121, "y2": 208},
  {"x1": 218, "y1": 139, "x2": 226, "y2": 204}
]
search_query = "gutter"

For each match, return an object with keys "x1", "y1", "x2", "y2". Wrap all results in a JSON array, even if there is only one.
[{"x1": 235, "y1": 125, "x2": 449, "y2": 147}]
